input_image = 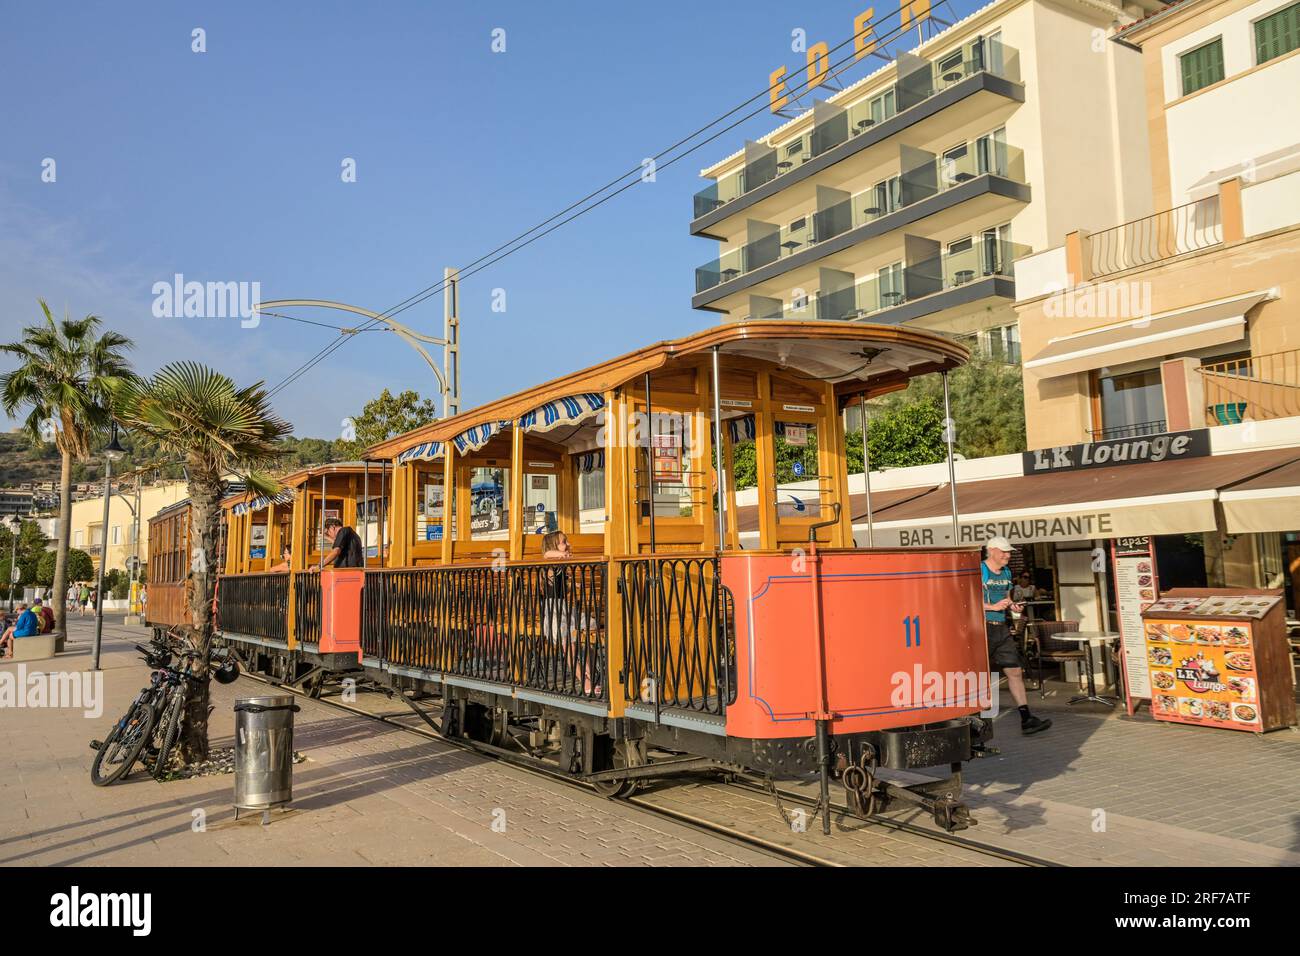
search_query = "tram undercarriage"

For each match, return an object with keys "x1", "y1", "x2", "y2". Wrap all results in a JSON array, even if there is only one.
[{"x1": 221, "y1": 636, "x2": 990, "y2": 832}]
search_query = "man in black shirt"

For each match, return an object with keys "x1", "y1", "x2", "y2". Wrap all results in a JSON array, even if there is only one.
[{"x1": 321, "y1": 517, "x2": 364, "y2": 568}]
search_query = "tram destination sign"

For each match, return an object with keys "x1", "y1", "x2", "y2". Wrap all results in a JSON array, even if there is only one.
[{"x1": 1022, "y1": 429, "x2": 1210, "y2": 476}]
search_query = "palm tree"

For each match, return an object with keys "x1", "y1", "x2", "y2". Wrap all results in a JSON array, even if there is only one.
[
  {"x1": 1, "y1": 302, "x2": 135, "y2": 635},
  {"x1": 112, "y1": 361, "x2": 292, "y2": 761}
]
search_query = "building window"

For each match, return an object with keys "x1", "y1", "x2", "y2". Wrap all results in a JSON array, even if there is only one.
[
  {"x1": 1256, "y1": 1, "x2": 1300, "y2": 64},
  {"x1": 1093, "y1": 369, "x2": 1166, "y2": 440},
  {"x1": 869, "y1": 88, "x2": 896, "y2": 125},
  {"x1": 984, "y1": 325, "x2": 1021, "y2": 365},
  {"x1": 111, "y1": 525, "x2": 120, "y2": 545},
  {"x1": 1179, "y1": 38, "x2": 1224, "y2": 95},
  {"x1": 75, "y1": 530, "x2": 83, "y2": 546}
]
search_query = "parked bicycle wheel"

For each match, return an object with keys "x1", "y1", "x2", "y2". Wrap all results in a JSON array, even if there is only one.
[
  {"x1": 152, "y1": 685, "x2": 187, "y2": 779},
  {"x1": 91, "y1": 701, "x2": 156, "y2": 787}
]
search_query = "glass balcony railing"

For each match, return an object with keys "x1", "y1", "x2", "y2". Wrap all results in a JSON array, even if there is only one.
[
  {"x1": 692, "y1": 38, "x2": 1021, "y2": 220},
  {"x1": 696, "y1": 141, "x2": 1025, "y2": 294},
  {"x1": 746, "y1": 239, "x2": 1031, "y2": 322}
]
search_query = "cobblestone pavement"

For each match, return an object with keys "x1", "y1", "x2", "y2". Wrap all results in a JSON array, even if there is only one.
[
  {"x1": 782, "y1": 683, "x2": 1300, "y2": 867},
  {"x1": 1, "y1": 623, "x2": 779, "y2": 867},
  {"x1": 6, "y1": 622, "x2": 1295, "y2": 867}
]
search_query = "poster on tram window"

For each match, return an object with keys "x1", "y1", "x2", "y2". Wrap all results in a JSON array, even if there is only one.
[
  {"x1": 1144, "y1": 619, "x2": 1262, "y2": 732},
  {"x1": 1112, "y1": 536, "x2": 1157, "y2": 707},
  {"x1": 651, "y1": 434, "x2": 681, "y2": 480},
  {"x1": 249, "y1": 524, "x2": 267, "y2": 559}
]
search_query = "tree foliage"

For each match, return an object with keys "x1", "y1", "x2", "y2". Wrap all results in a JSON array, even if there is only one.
[{"x1": 0, "y1": 302, "x2": 135, "y2": 631}]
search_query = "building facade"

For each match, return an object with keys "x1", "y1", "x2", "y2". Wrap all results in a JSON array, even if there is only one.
[
  {"x1": 690, "y1": 0, "x2": 1159, "y2": 358},
  {"x1": 66, "y1": 479, "x2": 190, "y2": 577}
]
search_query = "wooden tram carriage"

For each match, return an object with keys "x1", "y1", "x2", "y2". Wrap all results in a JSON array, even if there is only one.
[{"x1": 205, "y1": 320, "x2": 993, "y2": 831}]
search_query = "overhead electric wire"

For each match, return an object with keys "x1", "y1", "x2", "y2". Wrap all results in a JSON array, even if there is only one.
[{"x1": 263, "y1": 3, "x2": 954, "y2": 400}]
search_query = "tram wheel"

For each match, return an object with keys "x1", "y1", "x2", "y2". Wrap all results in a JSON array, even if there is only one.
[
  {"x1": 461, "y1": 702, "x2": 496, "y2": 744},
  {"x1": 591, "y1": 739, "x2": 641, "y2": 799}
]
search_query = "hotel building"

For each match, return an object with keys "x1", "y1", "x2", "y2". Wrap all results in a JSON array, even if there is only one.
[{"x1": 690, "y1": 0, "x2": 1160, "y2": 359}]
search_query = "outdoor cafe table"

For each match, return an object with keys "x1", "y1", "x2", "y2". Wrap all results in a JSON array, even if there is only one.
[{"x1": 1050, "y1": 631, "x2": 1121, "y2": 707}]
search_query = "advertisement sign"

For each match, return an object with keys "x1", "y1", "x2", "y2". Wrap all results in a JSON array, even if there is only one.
[
  {"x1": 784, "y1": 424, "x2": 808, "y2": 447},
  {"x1": 1112, "y1": 536, "x2": 1157, "y2": 711},
  {"x1": 1144, "y1": 618, "x2": 1261, "y2": 732},
  {"x1": 249, "y1": 524, "x2": 267, "y2": 559},
  {"x1": 651, "y1": 434, "x2": 681, "y2": 480}
]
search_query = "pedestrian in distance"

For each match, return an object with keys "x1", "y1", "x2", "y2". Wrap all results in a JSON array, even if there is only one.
[{"x1": 982, "y1": 536, "x2": 1052, "y2": 736}]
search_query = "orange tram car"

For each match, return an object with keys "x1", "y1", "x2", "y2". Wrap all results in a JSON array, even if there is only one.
[{"x1": 195, "y1": 321, "x2": 995, "y2": 832}]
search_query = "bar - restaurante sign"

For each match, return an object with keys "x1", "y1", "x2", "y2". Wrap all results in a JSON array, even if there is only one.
[{"x1": 1023, "y1": 429, "x2": 1210, "y2": 475}]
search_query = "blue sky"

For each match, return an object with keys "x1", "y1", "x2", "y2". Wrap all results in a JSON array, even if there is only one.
[{"x1": 1, "y1": 0, "x2": 984, "y2": 439}]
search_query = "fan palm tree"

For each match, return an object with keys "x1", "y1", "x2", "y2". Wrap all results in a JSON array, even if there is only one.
[
  {"x1": 1, "y1": 302, "x2": 135, "y2": 635},
  {"x1": 112, "y1": 361, "x2": 292, "y2": 761}
]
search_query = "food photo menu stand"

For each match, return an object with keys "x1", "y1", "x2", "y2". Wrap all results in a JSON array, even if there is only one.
[{"x1": 1140, "y1": 588, "x2": 1296, "y2": 733}]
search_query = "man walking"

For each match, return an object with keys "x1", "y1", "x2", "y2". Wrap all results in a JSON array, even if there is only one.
[{"x1": 982, "y1": 536, "x2": 1051, "y2": 735}]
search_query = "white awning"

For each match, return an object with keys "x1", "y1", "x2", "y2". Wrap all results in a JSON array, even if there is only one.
[
  {"x1": 1220, "y1": 485, "x2": 1300, "y2": 533},
  {"x1": 1025, "y1": 290, "x2": 1275, "y2": 379}
]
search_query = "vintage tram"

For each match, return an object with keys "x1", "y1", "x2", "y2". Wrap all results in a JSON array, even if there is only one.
[{"x1": 202, "y1": 320, "x2": 993, "y2": 831}]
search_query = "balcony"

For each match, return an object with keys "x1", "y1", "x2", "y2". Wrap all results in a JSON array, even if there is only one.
[
  {"x1": 1089, "y1": 420, "x2": 1168, "y2": 441},
  {"x1": 692, "y1": 38, "x2": 1023, "y2": 231},
  {"x1": 1197, "y1": 349, "x2": 1300, "y2": 426},
  {"x1": 695, "y1": 141, "x2": 1026, "y2": 298},
  {"x1": 745, "y1": 238, "x2": 1030, "y2": 324},
  {"x1": 1087, "y1": 196, "x2": 1222, "y2": 279}
]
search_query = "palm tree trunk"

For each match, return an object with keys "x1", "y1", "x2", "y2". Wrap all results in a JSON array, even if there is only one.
[
  {"x1": 52, "y1": 450, "x2": 73, "y2": 635},
  {"x1": 180, "y1": 470, "x2": 223, "y2": 763}
]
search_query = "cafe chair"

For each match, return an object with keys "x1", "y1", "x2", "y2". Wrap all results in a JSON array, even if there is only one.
[{"x1": 1026, "y1": 619, "x2": 1083, "y2": 699}]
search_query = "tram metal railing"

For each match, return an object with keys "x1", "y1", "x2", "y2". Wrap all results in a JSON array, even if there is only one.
[
  {"x1": 294, "y1": 571, "x2": 322, "y2": 646},
  {"x1": 218, "y1": 572, "x2": 290, "y2": 644},
  {"x1": 617, "y1": 555, "x2": 735, "y2": 717},
  {"x1": 361, "y1": 561, "x2": 609, "y2": 703}
]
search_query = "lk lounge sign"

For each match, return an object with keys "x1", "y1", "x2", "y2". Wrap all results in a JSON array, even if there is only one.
[{"x1": 1023, "y1": 429, "x2": 1211, "y2": 475}]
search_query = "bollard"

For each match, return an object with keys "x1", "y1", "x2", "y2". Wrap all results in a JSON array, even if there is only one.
[{"x1": 233, "y1": 695, "x2": 299, "y2": 825}]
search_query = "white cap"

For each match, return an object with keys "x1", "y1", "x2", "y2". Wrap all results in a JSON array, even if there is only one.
[{"x1": 986, "y1": 535, "x2": 1016, "y2": 553}]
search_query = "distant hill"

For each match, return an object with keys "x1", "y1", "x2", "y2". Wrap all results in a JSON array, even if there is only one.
[{"x1": 0, "y1": 430, "x2": 355, "y2": 489}]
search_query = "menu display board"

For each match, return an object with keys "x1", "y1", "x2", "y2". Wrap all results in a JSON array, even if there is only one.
[
  {"x1": 1112, "y1": 537, "x2": 1157, "y2": 708},
  {"x1": 1144, "y1": 618, "x2": 1261, "y2": 731},
  {"x1": 1141, "y1": 588, "x2": 1293, "y2": 734}
]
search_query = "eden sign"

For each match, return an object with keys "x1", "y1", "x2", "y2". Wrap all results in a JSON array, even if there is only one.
[
  {"x1": 1023, "y1": 430, "x2": 1211, "y2": 475},
  {"x1": 769, "y1": 1, "x2": 932, "y2": 112}
]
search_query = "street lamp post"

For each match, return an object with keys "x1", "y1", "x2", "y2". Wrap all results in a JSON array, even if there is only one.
[
  {"x1": 6, "y1": 514, "x2": 20, "y2": 613},
  {"x1": 92, "y1": 424, "x2": 126, "y2": 671}
]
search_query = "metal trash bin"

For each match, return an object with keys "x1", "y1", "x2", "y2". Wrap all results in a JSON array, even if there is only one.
[{"x1": 233, "y1": 695, "x2": 299, "y2": 821}]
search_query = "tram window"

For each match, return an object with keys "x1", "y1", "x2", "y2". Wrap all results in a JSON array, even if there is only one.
[
  {"x1": 637, "y1": 427, "x2": 695, "y2": 519},
  {"x1": 415, "y1": 471, "x2": 455, "y2": 543},
  {"x1": 576, "y1": 462, "x2": 605, "y2": 532},
  {"x1": 469, "y1": 466, "x2": 510, "y2": 540},
  {"x1": 523, "y1": 470, "x2": 558, "y2": 536},
  {"x1": 311, "y1": 498, "x2": 345, "y2": 550},
  {"x1": 357, "y1": 496, "x2": 388, "y2": 557},
  {"x1": 773, "y1": 421, "x2": 823, "y2": 519}
]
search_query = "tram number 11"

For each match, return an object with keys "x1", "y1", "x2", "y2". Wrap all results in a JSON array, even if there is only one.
[{"x1": 903, "y1": 615, "x2": 921, "y2": 647}]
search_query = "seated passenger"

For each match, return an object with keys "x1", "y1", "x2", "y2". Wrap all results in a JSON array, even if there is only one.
[
  {"x1": 0, "y1": 602, "x2": 40, "y2": 658},
  {"x1": 268, "y1": 544, "x2": 291, "y2": 572}
]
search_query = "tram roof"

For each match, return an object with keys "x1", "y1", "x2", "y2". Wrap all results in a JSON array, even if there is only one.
[
  {"x1": 368, "y1": 320, "x2": 968, "y2": 461},
  {"x1": 219, "y1": 461, "x2": 375, "y2": 510}
]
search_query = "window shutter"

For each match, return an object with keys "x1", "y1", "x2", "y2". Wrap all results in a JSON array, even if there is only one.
[{"x1": 1256, "y1": 2, "x2": 1300, "y2": 64}]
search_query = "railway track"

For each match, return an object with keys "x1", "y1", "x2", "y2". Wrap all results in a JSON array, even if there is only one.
[{"x1": 237, "y1": 669, "x2": 1061, "y2": 868}]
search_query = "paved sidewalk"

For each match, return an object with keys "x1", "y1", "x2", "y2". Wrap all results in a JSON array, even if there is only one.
[{"x1": 1, "y1": 621, "x2": 780, "y2": 867}]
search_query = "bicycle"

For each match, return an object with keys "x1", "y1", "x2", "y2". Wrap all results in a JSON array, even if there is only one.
[{"x1": 90, "y1": 636, "x2": 178, "y2": 786}]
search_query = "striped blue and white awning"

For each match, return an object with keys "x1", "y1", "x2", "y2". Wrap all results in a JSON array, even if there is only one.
[
  {"x1": 726, "y1": 414, "x2": 756, "y2": 444},
  {"x1": 396, "y1": 441, "x2": 443, "y2": 464},
  {"x1": 518, "y1": 392, "x2": 605, "y2": 433},
  {"x1": 453, "y1": 420, "x2": 510, "y2": 455},
  {"x1": 231, "y1": 489, "x2": 295, "y2": 516},
  {"x1": 575, "y1": 449, "x2": 604, "y2": 474}
]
